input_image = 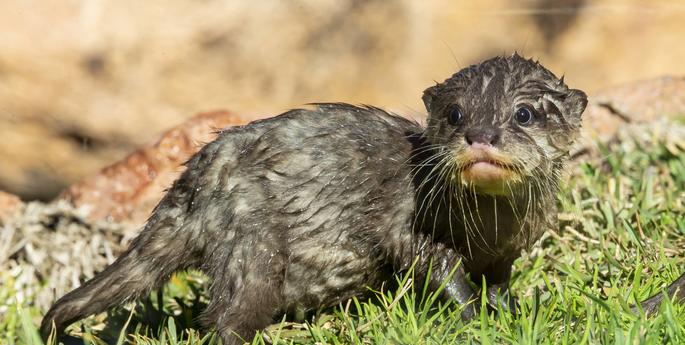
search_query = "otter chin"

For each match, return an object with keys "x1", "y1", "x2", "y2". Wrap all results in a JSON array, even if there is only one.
[{"x1": 460, "y1": 162, "x2": 519, "y2": 194}]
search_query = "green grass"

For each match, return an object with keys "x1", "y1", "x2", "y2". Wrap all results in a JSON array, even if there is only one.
[{"x1": 3, "y1": 128, "x2": 685, "y2": 344}]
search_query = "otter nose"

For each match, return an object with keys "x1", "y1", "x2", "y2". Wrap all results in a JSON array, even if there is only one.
[{"x1": 465, "y1": 128, "x2": 500, "y2": 146}]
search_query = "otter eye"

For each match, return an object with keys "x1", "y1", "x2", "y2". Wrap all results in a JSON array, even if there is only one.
[
  {"x1": 515, "y1": 106, "x2": 534, "y2": 125},
  {"x1": 448, "y1": 106, "x2": 463, "y2": 126}
]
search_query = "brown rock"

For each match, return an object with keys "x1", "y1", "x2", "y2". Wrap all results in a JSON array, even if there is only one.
[
  {"x1": 0, "y1": 190, "x2": 23, "y2": 223},
  {"x1": 584, "y1": 76, "x2": 685, "y2": 139},
  {"x1": 59, "y1": 110, "x2": 246, "y2": 227}
]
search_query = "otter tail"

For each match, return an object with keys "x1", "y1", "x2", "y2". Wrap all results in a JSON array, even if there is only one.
[
  {"x1": 40, "y1": 214, "x2": 197, "y2": 340},
  {"x1": 638, "y1": 271, "x2": 685, "y2": 314}
]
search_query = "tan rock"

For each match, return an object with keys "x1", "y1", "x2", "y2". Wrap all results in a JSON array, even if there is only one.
[
  {"x1": 2, "y1": 0, "x2": 685, "y2": 200},
  {"x1": 59, "y1": 110, "x2": 246, "y2": 227}
]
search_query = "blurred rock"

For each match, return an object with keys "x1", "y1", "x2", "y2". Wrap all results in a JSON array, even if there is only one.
[
  {"x1": 59, "y1": 110, "x2": 246, "y2": 228},
  {"x1": 575, "y1": 76, "x2": 685, "y2": 156},
  {"x1": 0, "y1": 191, "x2": 23, "y2": 224},
  {"x1": 587, "y1": 76, "x2": 685, "y2": 135},
  {"x1": 2, "y1": 0, "x2": 685, "y2": 200}
]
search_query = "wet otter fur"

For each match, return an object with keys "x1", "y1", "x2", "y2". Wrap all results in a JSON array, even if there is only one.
[{"x1": 41, "y1": 54, "x2": 588, "y2": 344}]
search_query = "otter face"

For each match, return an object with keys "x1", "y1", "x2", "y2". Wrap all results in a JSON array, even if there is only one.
[{"x1": 422, "y1": 54, "x2": 587, "y2": 195}]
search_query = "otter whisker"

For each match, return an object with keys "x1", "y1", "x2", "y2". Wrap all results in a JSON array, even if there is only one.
[
  {"x1": 493, "y1": 197, "x2": 498, "y2": 245},
  {"x1": 464, "y1": 183, "x2": 497, "y2": 255}
]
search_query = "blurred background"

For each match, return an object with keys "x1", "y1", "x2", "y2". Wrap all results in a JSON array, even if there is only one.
[{"x1": 1, "y1": 0, "x2": 684, "y2": 201}]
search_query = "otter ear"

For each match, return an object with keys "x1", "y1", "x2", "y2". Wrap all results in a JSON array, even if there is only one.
[
  {"x1": 564, "y1": 89, "x2": 588, "y2": 122},
  {"x1": 422, "y1": 85, "x2": 439, "y2": 113}
]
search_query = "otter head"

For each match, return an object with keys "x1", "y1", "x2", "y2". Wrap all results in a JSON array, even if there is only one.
[{"x1": 422, "y1": 54, "x2": 587, "y2": 196}]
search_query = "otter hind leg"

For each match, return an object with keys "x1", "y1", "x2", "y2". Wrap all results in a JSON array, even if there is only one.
[{"x1": 201, "y1": 248, "x2": 286, "y2": 345}]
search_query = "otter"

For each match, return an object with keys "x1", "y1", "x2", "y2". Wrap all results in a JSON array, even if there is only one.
[{"x1": 41, "y1": 54, "x2": 588, "y2": 345}]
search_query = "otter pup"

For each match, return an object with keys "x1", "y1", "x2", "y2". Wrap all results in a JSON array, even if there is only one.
[{"x1": 41, "y1": 54, "x2": 588, "y2": 344}]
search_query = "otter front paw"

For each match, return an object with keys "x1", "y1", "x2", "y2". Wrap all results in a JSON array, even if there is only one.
[{"x1": 485, "y1": 284, "x2": 519, "y2": 315}]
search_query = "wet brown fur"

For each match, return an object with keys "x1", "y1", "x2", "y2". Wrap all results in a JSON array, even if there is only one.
[{"x1": 41, "y1": 54, "x2": 589, "y2": 345}]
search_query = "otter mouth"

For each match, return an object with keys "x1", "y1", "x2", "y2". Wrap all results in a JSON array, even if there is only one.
[
  {"x1": 454, "y1": 151, "x2": 522, "y2": 195},
  {"x1": 460, "y1": 159, "x2": 516, "y2": 172}
]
